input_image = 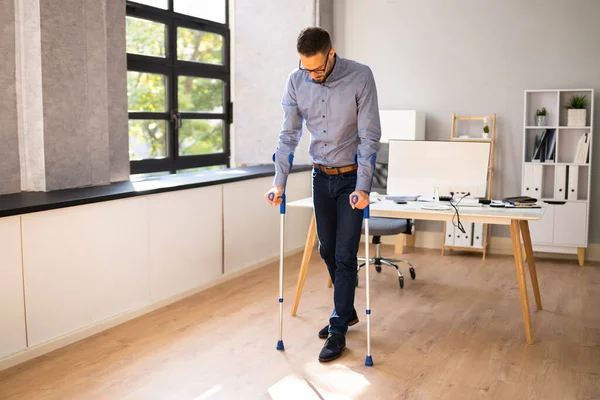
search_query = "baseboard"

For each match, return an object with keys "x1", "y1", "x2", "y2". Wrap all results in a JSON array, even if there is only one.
[
  {"x1": 363, "y1": 231, "x2": 600, "y2": 262},
  {"x1": 0, "y1": 246, "x2": 305, "y2": 372}
]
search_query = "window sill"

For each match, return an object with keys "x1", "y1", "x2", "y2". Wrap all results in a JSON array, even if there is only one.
[{"x1": 0, "y1": 164, "x2": 311, "y2": 218}]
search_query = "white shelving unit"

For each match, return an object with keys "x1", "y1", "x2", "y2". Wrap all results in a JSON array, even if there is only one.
[{"x1": 522, "y1": 89, "x2": 594, "y2": 266}]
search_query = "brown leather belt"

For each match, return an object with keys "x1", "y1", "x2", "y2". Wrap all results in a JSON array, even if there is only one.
[{"x1": 313, "y1": 163, "x2": 358, "y2": 175}]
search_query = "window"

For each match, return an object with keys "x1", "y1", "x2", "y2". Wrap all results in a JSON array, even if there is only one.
[{"x1": 126, "y1": 1, "x2": 231, "y2": 175}]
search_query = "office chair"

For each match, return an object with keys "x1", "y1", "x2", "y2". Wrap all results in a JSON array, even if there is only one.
[{"x1": 357, "y1": 143, "x2": 417, "y2": 289}]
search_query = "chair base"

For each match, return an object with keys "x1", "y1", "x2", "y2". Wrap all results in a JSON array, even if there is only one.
[{"x1": 358, "y1": 241, "x2": 416, "y2": 289}]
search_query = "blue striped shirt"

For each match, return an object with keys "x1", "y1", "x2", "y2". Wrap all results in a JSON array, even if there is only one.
[{"x1": 273, "y1": 55, "x2": 381, "y2": 192}]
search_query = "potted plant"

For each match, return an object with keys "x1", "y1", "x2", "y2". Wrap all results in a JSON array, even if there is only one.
[
  {"x1": 565, "y1": 95, "x2": 587, "y2": 126},
  {"x1": 535, "y1": 107, "x2": 547, "y2": 126},
  {"x1": 482, "y1": 116, "x2": 490, "y2": 139}
]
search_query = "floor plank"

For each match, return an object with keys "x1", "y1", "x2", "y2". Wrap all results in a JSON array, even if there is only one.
[{"x1": 0, "y1": 247, "x2": 599, "y2": 400}]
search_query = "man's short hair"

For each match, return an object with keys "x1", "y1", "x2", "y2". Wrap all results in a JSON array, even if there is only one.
[{"x1": 296, "y1": 27, "x2": 332, "y2": 57}]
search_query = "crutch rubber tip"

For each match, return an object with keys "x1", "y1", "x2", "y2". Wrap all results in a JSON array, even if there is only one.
[
  {"x1": 365, "y1": 355, "x2": 374, "y2": 367},
  {"x1": 276, "y1": 340, "x2": 285, "y2": 351}
]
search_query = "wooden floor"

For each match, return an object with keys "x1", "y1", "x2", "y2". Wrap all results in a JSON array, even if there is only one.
[{"x1": 1, "y1": 246, "x2": 599, "y2": 400}]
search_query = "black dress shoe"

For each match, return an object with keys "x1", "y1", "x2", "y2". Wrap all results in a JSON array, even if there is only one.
[
  {"x1": 318, "y1": 309, "x2": 359, "y2": 339},
  {"x1": 318, "y1": 333, "x2": 346, "y2": 362}
]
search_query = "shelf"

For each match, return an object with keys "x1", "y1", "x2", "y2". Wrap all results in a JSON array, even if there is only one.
[
  {"x1": 525, "y1": 126, "x2": 557, "y2": 129},
  {"x1": 559, "y1": 126, "x2": 592, "y2": 129},
  {"x1": 540, "y1": 198, "x2": 588, "y2": 203},
  {"x1": 451, "y1": 138, "x2": 492, "y2": 143},
  {"x1": 442, "y1": 245, "x2": 485, "y2": 252}
]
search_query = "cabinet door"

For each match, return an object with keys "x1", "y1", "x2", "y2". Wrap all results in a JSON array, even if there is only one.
[
  {"x1": 529, "y1": 204, "x2": 554, "y2": 244},
  {"x1": 553, "y1": 202, "x2": 587, "y2": 246}
]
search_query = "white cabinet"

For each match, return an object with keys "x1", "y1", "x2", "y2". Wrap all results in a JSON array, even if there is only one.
[
  {"x1": 553, "y1": 202, "x2": 587, "y2": 246},
  {"x1": 21, "y1": 198, "x2": 151, "y2": 347},
  {"x1": 0, "y1": 217, "x2": 27, "y2": 359},
  {"x1": 529, "y1": 203, "x2": 588, "y2": 248},
  {"x1": 523, "y1": 89, "x2": 593, "y2": 262},
  {"x1": 147, "y1": 186, "x2": 223, "y2": 302},
  {"x1": 529, "y1": 204, "x2": 555, "y2": 245},
  {"x1": 223, "y1": 171, "x2": 312, "y2": 275}
]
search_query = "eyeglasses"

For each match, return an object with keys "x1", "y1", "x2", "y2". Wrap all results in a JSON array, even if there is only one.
[{"x1": 299, "y1": 49, "x2": 331, "y2": 74}]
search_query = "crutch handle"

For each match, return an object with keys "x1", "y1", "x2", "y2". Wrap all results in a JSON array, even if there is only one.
[{"x1": 351, "y1": 195, "x2": 370, "y2": 219}]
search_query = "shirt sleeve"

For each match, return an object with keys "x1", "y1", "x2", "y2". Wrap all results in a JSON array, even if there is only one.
[
  {"x1": 355, "y1": 67, "x2": 382, "y2": 192},
  {"x1": 273, "y1": 73, "x2": 304, "y2": 188}
]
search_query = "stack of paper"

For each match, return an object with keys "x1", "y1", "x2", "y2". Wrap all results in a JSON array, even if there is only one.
[{"x1": 573, "y1": 133, "x2": 591, "y2": 164}]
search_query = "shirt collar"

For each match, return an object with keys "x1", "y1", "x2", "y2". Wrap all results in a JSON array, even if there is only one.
[{"x1": 324, "y1": 54, "x2": 342, "y2": 83}]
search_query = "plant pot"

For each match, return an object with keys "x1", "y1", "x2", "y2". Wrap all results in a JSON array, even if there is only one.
[
  {"x1": 535, "y1": 115, "x2": 546, "y2": 126},
  {"x1": 567, "y1": 109, "x2": 586, "y2": 127},
  {"x1": 482, "y1": 132, "x2": 490, "y2": 139}
]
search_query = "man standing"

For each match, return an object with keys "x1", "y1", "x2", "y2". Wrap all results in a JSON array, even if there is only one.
[{"x1": 265, "y1": 27, "x2": 381, "y2": 362}]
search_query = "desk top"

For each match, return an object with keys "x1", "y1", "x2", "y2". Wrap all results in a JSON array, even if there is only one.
[{"x1": 288, "y1": 197, "x2": 545, "y2": 226}]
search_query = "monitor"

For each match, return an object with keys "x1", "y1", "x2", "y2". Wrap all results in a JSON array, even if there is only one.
[{"x1": 386, "y1": 140, "x2": 491, "y2": 199}]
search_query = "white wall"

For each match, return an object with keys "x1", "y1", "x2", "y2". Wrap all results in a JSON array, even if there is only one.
[
  {"x1": 232, "y1": 0, "x2": 315, "y2": 167},
  {"x1": 334, "y1": 0, "x2": 600, "y2": 242}
]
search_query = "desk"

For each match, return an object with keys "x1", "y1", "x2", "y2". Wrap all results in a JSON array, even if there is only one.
[{"x1": 288, "y1": 197, "x2": 546, "y2": 345}]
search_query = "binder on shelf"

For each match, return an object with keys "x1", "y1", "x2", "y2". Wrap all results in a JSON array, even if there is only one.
[
  {"x1": 568, "y1": 165, "x2": 578, "y2": 200},
  {"x1": 574, "y1": 132, "x2": 590, "y2": 164},
  {"x1": 555, "y1": 165, "x2": 567, "y2": 200},
  {"x1": 531, "y1": 129, "x2": 556, "y2": 162},
  {"x1": 444, "y1": 223, "x2": 455, "y2": 246},
  {"x1": 472, "y1": 223, "x2": 484, "y2": 248},
  {"x1": 454, "y1": 223, "x2": 473, "y2": 247}
]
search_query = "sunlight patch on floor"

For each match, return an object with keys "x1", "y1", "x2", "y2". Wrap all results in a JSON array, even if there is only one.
[
  {"x1": 193, "y1": 384, "x2": 223, "y2": 399},
  {"x1": 268, "y1": 362, "x2": 371, "y2": 399}
]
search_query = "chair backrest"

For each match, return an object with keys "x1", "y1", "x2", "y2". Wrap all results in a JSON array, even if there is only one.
[{"x1": 371, "y1": 143, "x2": 389, "y2": 193}]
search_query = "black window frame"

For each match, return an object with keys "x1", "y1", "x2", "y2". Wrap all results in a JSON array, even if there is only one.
[{"x1": 126, "y1": 0, "x2": 231, "y2": 175}]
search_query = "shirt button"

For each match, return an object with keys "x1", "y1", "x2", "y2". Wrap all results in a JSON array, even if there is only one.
[
  {"x1": 322, "y1": 115, "x2": 325, "y2": 118},
  {"x1": 323, "y1": 130, "x2": 326, "y2": 132},
  {"x1": 322, "y1": 100, "x2": 325, "y2": 102}
]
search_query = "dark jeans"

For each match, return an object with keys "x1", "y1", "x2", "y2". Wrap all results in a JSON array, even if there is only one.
[{"x1": 312, "y1": 167, "x2": 364, "y2": 336}]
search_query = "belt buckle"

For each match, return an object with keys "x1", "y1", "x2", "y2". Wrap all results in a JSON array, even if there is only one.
[{"x1": 324, "y1": 166, "x2": 337, "y2": 174}]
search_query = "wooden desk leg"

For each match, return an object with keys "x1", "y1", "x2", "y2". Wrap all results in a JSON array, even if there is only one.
[
  {"x1": 520, "y1": 220, "x2": 542, "y2": 311},
  {"x1": 510, "y1": 220, "x2": 533, "y2": 345},
  {"x1": 406, "y1": 231, "x2": 415, "y2": 248},
  {"x1": 395, "y1": 234, "x2": 405, "y2": 254},
  {"x1": 291, "y1": 213, "x2": 317, "y2": 316}
]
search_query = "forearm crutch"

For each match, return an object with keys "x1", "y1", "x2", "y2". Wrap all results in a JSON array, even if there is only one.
[
  {"x1": 351, "y1": 195, "x2": 373, "y2": 367},
  {"x1": 269, "y1": 153, "x2": 294, "y2": 351}
]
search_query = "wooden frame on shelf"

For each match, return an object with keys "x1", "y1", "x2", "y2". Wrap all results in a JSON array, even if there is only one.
[{"x1": 442, "y1": 113, "x2": 496, "y2": 259}]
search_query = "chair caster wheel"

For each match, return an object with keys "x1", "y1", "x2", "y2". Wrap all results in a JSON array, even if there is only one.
[
  {"x1": 375, "y1": 265, "x2": 382, "y2": 273},
  {"x1": 399, "y1": 275, "x2": 404, "y2": 289},
  {"x1": 410, "y1": 267, "x2": 416, "y2": 280}
]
